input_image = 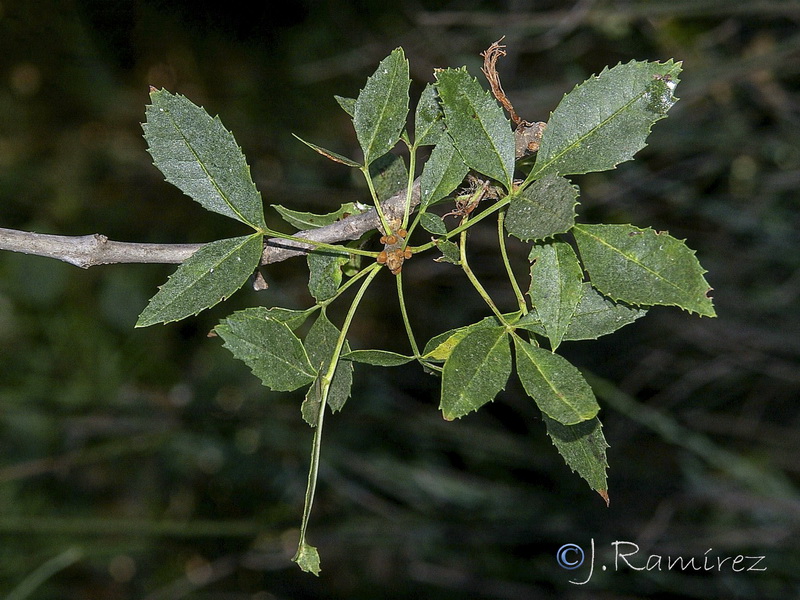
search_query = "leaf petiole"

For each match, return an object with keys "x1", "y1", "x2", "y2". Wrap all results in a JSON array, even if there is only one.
[
  {"x1": 410, "y1": 192, "x2": 514, "y2": 255},
  {"x1": 294, "y1": 262, "x2": 381, "y2": 574},
  {"x1": 263, "y1": 227, "x2": 378, "y2": 258},
  {"x1": 395, "y1": 271, "x2": 421, "y2": 359},
  {"x1": 497, "y1": 209, "x2": 527, "y2": 314},
  {"x1": 361, "y1": 167, "x2": 395, "y2": 235},
  {"x1": 459, "y1": 229, "x2": 510, "y2": 327},
  {"x1": 401, "y1": 145, "x2": 418, "y2": 230}
]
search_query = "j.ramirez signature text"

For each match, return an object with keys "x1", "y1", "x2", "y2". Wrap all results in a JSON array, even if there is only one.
[{"x1": 561, "y1": 539, "x2": 766, "y2": 585}]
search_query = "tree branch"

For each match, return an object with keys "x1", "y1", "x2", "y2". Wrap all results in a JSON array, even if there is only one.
[
  {"x1": 0, "y1": 228, "x2": 200, "y2": 269},
  {"x1": 0, "y1": 179, "x2": 421, "y2": 270}
]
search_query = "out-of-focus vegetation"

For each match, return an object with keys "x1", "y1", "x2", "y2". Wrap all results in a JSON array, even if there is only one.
[{"x1": 1, "y1": 1, "x2": 798, "y2": 598}]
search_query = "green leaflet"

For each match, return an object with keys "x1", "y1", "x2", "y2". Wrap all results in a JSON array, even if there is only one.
[
  {"x1": 419, "y1": 213, "x2": 448, "y2": 236},
  {"x1": 435, "y1": 67, "x2": 516, "y2": 191},
  {"x1": 215, "y1": 308, "x2": 316, "y2": 392},
  {"x1": 307, "y1": 250, "x2": 349, "y2": 303},
  {"x1": 341, "y1": 349, "x2": 414, "y2": 367},
  {"x1": 419, "y1": 136, "x2": 469, "y2": 209},
  {"x1": 565, "y1": 284, "x2": 647, "y2": 338},
  {"x1": 526, "y1": 60, "x2": 682, "y2": 182},
  {"x1": 143, "y1": 89, "x2": 266, "y2": 230},
  {"x1": 301, "y1": 312, "x2": 353, "y2": 426},
  {"x1": 237, "y1": 306, "x2": 316, "y2": 331},
  {"x1": 292, "y1": 542, "x2": 321, "y2": 576},
  {"x1": 353, "y1": 48, "x2": 410, "y2": 166},
  {"x1": 272, "y1": 202, "x2": 368, "y2": 230},
  {"x1": 369, "y1": 152, "x2": 408, "y2": 202},
  {"x1": 517, "y1": 283, "x2": 647, "y2": 341},
  {"x1": 505, "y1": 173, "x2": 579, "y2": 242},
  {"x1": 433, "y1": 239, "x2": 460, "y2": 265},
  {"x1": 440, "y1": 327, "x2": 511, "y2": 420},
  {"x1": 573, "y1": 223, "x2": 716, "y2": 316},
  {"x1": 334, "y1": 95, "x2": 356, "y2": 117},
  {"x1": 543, "y1": 415, "x2": 609, "y2": 502},
  {"x1": 136, "y1": 234, "x2": 262, "y2": 327},
  {"x1": 528, "y1": 241, "x2": 584, "y2": 351},
  {"x1": 423, "y1": 313, "x2": 520, "y2": 362},
  {"x1": 513, "y1": 336, "x2": 599, "y2": 425},
  {"x1": 291, "y1": 134, "x2": 361, "y2": 168},
  {"x1": 414, "y1": 83, "x2": 445, "y2": 147}
]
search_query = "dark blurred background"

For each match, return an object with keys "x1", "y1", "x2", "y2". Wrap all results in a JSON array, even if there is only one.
[{"x1": 1, "y1": 1, "x2": 799, "y2": 598}]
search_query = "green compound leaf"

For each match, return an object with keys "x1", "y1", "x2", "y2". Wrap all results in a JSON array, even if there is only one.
[
  {"x1": 517, "y1": 283, "x2": 647, "y2": 341},
  {"x1": 341, "y1": 349, "x2": 414, "y2": 367},
  {"x1": 353, "y1": 48, "x2": 410, "y2": 166},
  {"x1": 543, "y1": 415, "x2": 609, "y2": 503},
  {"x1": 292, "y1": 542, "x2": 321, "y2": 576},
  {"x1": 414, "y1": 82, "x2": 445, "y2": 147},
  {"x1": 435, "y1": 67, "x2": 515, "y2": 191},
  {"x1": 215, "y1": 308, "x2": 316, "y2": 392},
  {"x1": 272, "y1": 202, "x2": 368, "y2": 230},
  {"x1": 440, "y1": 327, "x2": 511, "y2": 420},
  {"x1": 143, "y1": 89, "x2": 266, "y2": 230},
  {"x1": 505, "y1": 173, "x2": 579, "y2": 242},
  {"x1": 301, "y1": 312, "x2": 353, "y2": 426},
  {"x1": 573, "y1": 223, "x2": 716, "y2": 316},
  {"x1": 420, "y1": 136, "x2": 469, "y2": 209},
  {"x1": 292, "y1": 134, "x2": 361, "y2": 168},
  {"x1": 307, "y1": 251, "x2": 349, "y2": 303},
  {"x1": 136, "y1": 234, "x2": 262, "y2": 327},
  {"x1": 526, "y1": 60, "x2": 682, "y2": 182},
  {"x1": 513, "y1": 336, "x2": 599, "y2": 425},
  {"x1": 528, "y1": 241, "x2": 584, "y2": 351}
]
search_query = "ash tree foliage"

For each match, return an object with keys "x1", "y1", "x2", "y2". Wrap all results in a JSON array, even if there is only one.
[{"x1": 129, "y1": 45, "x2": 715, "y2": 575}]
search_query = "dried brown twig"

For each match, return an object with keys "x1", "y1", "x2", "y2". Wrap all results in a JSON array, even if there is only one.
[
  {"x1": 481, "y1": 37, "x2": 523, "y2": 126},
  {"x1": 481, "y1": 38, "x2": 548, "y2": 159}
]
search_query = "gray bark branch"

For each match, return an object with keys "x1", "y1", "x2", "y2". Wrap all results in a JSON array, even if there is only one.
[{"x1": 0, "y1": 179, "x2": 421, "y2": 269}]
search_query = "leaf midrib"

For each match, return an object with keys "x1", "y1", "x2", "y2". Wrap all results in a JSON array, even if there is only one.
[
  {"x1": 228, "y1": 317, "x2": 315, "y2": 380},
  {"x1": 359, "y1": 60, "x2": 406, "y2": 163},
  {"x1": 458, "y1": 87, "x2": 512, "y2": 188},
  {"x1": 147, "y1": 235, "x2": 259, "y2": 320},
  {"x1": 517, "y1": 340, "x2": 587, "y2": 422},
  {"x1": 532, "y1": 82, "x2": 654, "y2": 179},
  {"x1": 162, "y1": 104, "x2": 256, "y2": 228},
  {"x1": 574, "y1": 225, "x2": 688, "y2": 295}
]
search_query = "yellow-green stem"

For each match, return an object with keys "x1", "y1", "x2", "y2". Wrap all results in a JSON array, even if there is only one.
[
  {"x1": 497, "y1": 209, "x2": 528, "y2": 314},
  {"x1": 395, "y1": 271, "x2": 421, "y2": 358},
  {"x1": 362, "y1": 167, "x2": 394, "y2": 235},
  {"x1": 295, "y1": 263, "x2": 381, "y2": 558},
  {"x1": 459, "y1": 229, "x2": 509, "y2": 326}
]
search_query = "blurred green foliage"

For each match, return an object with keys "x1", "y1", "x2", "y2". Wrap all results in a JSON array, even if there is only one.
[{"x1": 1, "y1": 0, "x2": 799, "y2": 598}]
